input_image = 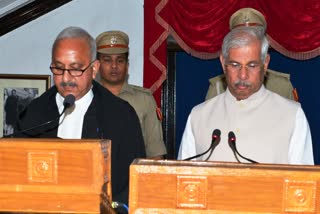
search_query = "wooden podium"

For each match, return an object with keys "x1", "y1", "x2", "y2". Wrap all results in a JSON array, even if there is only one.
[
  {"x1": 0, "y1": 138, "x2": 115, "y2": 213},
  {"x1": 130, "y1": 159, "x2": 320, "y2": 213}
]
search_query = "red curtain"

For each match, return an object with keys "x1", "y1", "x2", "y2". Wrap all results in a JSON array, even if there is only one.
[
  {"x1": 144, "y1": 0, "x2": 168, "y2": 106},
  {"x1": 144, "y1": 0, "x2": 320, "y2": 105}
]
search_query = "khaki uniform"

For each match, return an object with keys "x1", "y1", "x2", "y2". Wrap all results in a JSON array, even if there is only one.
[
  {"x1": 119, "y1": 82, "x2": 167, "y2": 158},
  {"x1": 205, "y1": 69, "x2": 295, "y2": 101},
  {"x1": 96, "y1": 30, "x2": 166, "y2": 157}
]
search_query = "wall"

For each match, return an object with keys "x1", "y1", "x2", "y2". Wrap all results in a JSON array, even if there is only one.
[{"x1": 0, "y1": 0, "x2": 144, "y2": 86}]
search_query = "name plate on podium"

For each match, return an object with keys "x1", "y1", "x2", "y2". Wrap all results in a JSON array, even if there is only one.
[
  {"x1": 0, "y1": 138, "x2": 113, "y2": 213},
  {"x1": 130, "y1": 159, "x2": 320, "y2": 213}
]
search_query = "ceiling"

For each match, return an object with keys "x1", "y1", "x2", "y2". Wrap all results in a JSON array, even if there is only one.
[{"x1": 0, "y1": 0, "x2": 34, "y2": 18}]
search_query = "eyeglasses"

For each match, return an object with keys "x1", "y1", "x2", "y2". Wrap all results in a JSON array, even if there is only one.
[
  {"x1": 225, "y1": 62, "x2": 261, "y2": 73},
  {"x1": 49, "y1": 61, "x2": 94, "y2": 77}
]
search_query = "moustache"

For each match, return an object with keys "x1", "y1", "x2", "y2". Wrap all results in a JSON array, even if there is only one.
[
  {"x1": 60, "y1": 82, "x2": 78, "y2": 87},
  {"x1": 234, "y1": 80, "x2": 251, "y2": 87}
]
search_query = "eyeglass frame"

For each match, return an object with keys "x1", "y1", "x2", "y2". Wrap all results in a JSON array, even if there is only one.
[
  {"x1": 49, "y1": 61, "x2": 95, "y2": 77},
  {"x1": 224, "y1": 61, "x2": 263, "y2": 73}
]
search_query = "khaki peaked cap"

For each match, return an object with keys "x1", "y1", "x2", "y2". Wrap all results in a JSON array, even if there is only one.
[
  {"x1": 96, "y1": 30, "x2": 129, "y2": 54},
  {"x1": 230, "y1": 8, "x2": 267, "y2": 31}
]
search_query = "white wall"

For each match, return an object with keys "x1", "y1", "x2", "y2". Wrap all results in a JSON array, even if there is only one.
[{"x1": 0, "y1": 0, "x2": 144, "y2": 86}]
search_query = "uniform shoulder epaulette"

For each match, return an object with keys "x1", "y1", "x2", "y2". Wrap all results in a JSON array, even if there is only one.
[
  {"x1": 208, "y1": 74, "x2": 226, "y2": 85},
  {"x1": 267, "y1": 69, "x2": 290, "y2": 79}
]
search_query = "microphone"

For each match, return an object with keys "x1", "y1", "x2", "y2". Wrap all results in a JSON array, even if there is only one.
[
  {"x1": 5, "y1": 94, "x2": 76, "y2": 137},
  {"x1": 184, "y1": 129, "x2": 221, "y2": 161},
  {"x1": 228, "y1": 131, "x2": 258, "y2": 164},
  {"x1": 63, "y1": 94, "x2": 76, "y2": 109}
]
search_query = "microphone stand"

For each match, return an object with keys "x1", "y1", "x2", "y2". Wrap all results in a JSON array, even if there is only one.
[
  {"x1": 228, "y1": 131, "x2": 259, "y2": 164},
  {"x1": 228, "y1": 140, "x2": 241, "y2": 163},
  {"x1": 204, "y1": 139, "x2": 220, "y2": 161},
  {"x1": 5, "y1": 94, "x2": 75, "y2": 138},
  {"x1": 184, "y1": 141, "x2": 215, "y2": 161},
  {"x1": 184, "y1": 129, "x2": 221, "y2": 161}
]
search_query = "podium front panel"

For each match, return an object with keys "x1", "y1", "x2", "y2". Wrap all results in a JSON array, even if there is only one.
[
  {"x1": 0, "y1": 138, "x2": 112, "y2": 213},
  {"x1": 129, "y1": 159, "x2": 320, "y2": 213}
]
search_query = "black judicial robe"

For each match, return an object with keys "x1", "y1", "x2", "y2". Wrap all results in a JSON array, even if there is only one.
[{"x1": 14, "y1": 80, "x2": 146, "y2": 205}]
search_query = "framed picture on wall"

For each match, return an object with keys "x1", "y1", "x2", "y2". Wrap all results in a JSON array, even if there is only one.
[{"x1": 0, "y1": 74, "x2": 51, "y2": 137}]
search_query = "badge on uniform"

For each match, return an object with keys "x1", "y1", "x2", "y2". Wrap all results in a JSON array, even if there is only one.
[
  {"x1": 156, "y1": 107, "x2": 163, "y2": 121},
  {"x1": 292, "y1": 88, "x2": 299, "y2": 102}
]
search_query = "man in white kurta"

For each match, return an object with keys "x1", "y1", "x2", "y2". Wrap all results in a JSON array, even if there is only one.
[
  {"x1": 178, "y1": 26, "x2": 314, "y2": 165},
  {"x1": 178, "y1": 85, "x2": 313, "y2": 164}
]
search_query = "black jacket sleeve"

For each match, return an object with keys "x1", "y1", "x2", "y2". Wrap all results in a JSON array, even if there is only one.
[{"x1": 92, "y1": 81, "x2": 146, "y2": 205}]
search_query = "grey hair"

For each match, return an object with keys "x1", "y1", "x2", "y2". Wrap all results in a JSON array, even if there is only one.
[
  {"x1": 221, "y1": 26, "x2": 269, "y2": 62},
  {"x1": 52, "y1": 26, "x2": 97, "y2": 61}
]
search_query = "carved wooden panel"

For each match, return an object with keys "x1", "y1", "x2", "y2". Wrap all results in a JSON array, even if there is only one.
[
  {"x1": 0, "y1": 138, "x2": 112, "y2": 213},
  {"x1": 177, "y1": 175, "x2": 207, "y2": 209},
  {"x1": 27, "y1": 151, "x2": 58, "y2": 183},
  {"x1": 130, "y1": 159, "x2": 320, "y2": 213},
  {"x1": 283, "y1": 180, "x2": 317, "y2": 212}
]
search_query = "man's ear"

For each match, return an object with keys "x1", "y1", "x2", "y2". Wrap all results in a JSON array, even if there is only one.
[
  {"x1": 263, "y1": 54, "x2": 270, "y2": 76},
  {"x1": 220, "y1": 54, "x2": 226, "y2": 74},
  {"x1": 92, "y1": 60, "x2": 100, "y2": 79},
  {"x1": 126, "y1": 61, "x2": 129, "y2": 75}
]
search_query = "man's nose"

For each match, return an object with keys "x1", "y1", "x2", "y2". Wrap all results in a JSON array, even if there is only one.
[
  {"x1": 111, "y1": 60, "x2": 118, "y2": 68},
  {"x1": 62, "y1": 69, "x2": 73, "y2": 82},
  {"x1": 238, "y1": 66, "x2": 249, "y2": 80}
]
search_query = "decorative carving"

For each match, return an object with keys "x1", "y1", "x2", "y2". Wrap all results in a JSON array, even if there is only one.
[
  {"x1": 177, "y1": 175, "x2": 207, "y2": 208},
  {"x1": 100, "y1": 141, "x2": 109, "y2": 183},
  {"x1": 283, "y1": 180, "x2": 316, "y2": 212},
  {"x1": 28, "y1": 151, "x2": 57, "y2": 183},
  {"x1": 100, "y1": 192, "x2": 117, "y2": 214}
]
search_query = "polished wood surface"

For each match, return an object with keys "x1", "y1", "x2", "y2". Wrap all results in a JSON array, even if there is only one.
[
  {"x1": 0, "y1": 138, "x2": 112, "y2": 213},
  {"x1": 129, "y1": 159, "x2": 320, "y2": 213}
]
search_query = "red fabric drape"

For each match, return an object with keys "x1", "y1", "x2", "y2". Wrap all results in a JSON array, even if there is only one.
[
  {"x1": 144, "y1": 0, "x2": 168, "y2": 106},
  {"x1": 144, "y1": 0, "x2": 320, "y2": 105}
]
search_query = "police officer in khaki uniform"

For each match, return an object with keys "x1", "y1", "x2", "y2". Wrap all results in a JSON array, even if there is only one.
[
  {"x1": 206, "y1": 8, "x2": 298, "y2": 101},
  {"x1": 96, "y1": 31, "x2": 167, "y2": 159}
]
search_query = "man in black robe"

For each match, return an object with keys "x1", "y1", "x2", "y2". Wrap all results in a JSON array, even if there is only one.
[{"x1": 14, "y1": 26, "x2": 146, "y2": 207}]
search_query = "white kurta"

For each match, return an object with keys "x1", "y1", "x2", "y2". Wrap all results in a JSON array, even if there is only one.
[{"x1": 178, "y1": 86, "x2": 314, "y2": 165}]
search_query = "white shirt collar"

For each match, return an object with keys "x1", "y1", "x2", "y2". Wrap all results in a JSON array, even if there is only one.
[
  {"x1": 56, "y1": 89, "x2": 94, "y2": 139},
  {"x1": 226, "y1": 85, "x2": 267, "y2": 103}
]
